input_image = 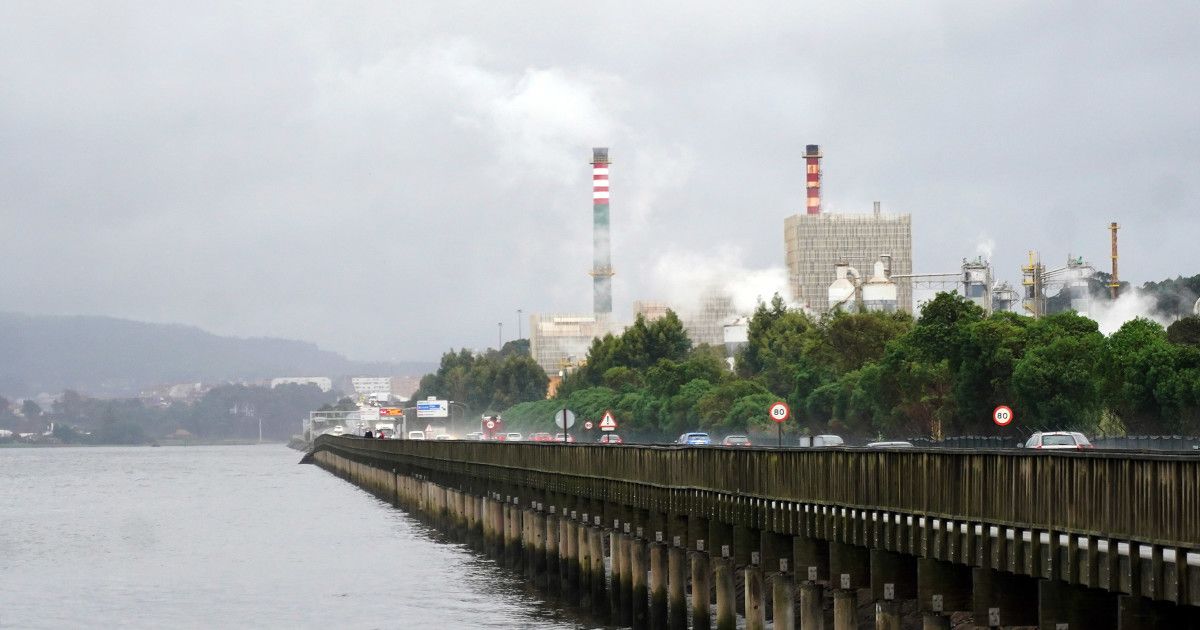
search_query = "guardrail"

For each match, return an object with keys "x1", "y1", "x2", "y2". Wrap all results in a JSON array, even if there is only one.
[{"x1": 314, "y1": 436, "x2": 1200, "y2": 551}]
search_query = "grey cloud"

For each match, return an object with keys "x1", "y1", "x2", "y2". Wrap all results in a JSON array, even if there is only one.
[{"x1": 1, "y1": 1, "x2": 1197, "y2": 360}]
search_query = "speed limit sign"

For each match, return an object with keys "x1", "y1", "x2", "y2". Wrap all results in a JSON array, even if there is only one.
[
  {"x1": 769, "y1": 401, "x2": 791, "y2": 423},
  {"x1": 485, "y1": 419, "x2": 496, "y2": 430},
  {"x1": 993, "y1": 405, "x2": 1013, "y2": 427}
]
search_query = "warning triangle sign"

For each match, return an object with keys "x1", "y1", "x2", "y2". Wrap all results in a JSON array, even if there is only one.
[{"x1": 599, "y1": 411, "x2": 618, "y2": 430}]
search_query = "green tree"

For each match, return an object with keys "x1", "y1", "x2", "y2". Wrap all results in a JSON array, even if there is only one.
[{"x1": 1167, "y1": 316, "x2": 1200, "y2": 347}]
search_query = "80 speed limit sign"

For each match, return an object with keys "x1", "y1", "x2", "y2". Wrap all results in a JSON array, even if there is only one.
[
  {"x1": 769, "y1": 401, "x2": 791, "y2": 424},
  {"x1": 993, "y1": 405, "x2": 1013, "y2": 427}
]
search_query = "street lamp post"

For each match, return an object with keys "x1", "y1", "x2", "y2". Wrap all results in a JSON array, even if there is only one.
[
  {"x1": 517, "y1": 309, "x2": 523, "y2": 340},
  {"x1": 498, "y1": 322, "x2": 503, "y2": 350}
]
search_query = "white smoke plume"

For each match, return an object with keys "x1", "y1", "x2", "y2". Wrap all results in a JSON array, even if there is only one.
[
  {"x1": 648, "y1": 247, "x2": 799, "y2": 318},
  {"x1": 1090, "y1": 290, "x2": 1174, "y2": 335},
  {"x1": 974, "y1": 235, "x2": 995, "y2": 261}
]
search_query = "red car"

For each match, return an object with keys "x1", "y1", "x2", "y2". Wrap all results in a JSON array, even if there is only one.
[
  {"x1": 530, "y1": 432, "x2": 555, "y2": 442},
  {"x1": 598, "y1": 433, "x2": 623, "y2": 444}
]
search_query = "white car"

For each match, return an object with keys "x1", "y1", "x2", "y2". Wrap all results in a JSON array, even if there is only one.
[
  {"x1": 866, "y1": 440, "x2": 914, "y2": 448},
  {"x1": 799, "y1": 434, "x2": 844, "y2": 447},
  {"x1": 407, "y1": 430, "x2": 427, "y2": 440},
  {"x1": 505, "y1": 432, "x2": 524, "y2": 442},
  {"x1": 331, "y1": 425, "x2": 345, "y2": 435},
  {"x1": 1023, "y1": 431, "x2": 1093, "y2": 450},
  {"x1": 464, "y1": 431, "x2": 485, "y2": 441}
]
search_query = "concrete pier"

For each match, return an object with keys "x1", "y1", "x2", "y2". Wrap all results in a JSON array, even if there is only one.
[{"x1": 309, "y1": 438, "x2": 1200, "y2": 630}]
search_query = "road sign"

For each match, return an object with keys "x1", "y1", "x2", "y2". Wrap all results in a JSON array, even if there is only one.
[
  {"x1": 360, "y1": 406, "x2": 380, "y2": 422},
  {"x1": 555, "y1": 408, "x2": 576, "y2": 429},
  {"x1": 769, "y1": 401, "x2": 791, "y2": 423},
  {"x1": 599, "y1": 411, "x2": 618, "y2": 431},
  {"x1": 424, "y1": 424, "x2": 433, "y2": 433},
  {"x1": 417, "y1": 398, "x2": 449, "y2": 418},
  {"x1": 584, "y1": 420, "x2": 594, "y2": 430},
  {"x1": 380, "y1": 407, "x2": 404, "y2": 417},
  {"x1": 993, "y1": 405, "x2": 1014, "y2": 427},
  {"x1": 485, "y1": 419, "x2": 496, "y2": 430}
]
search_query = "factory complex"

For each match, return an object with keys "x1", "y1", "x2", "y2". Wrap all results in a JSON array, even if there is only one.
[{"x1": 528, "y1": 145, "x2": 1110, "y2": 380}]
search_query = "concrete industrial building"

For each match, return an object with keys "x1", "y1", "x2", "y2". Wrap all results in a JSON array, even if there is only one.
[{"x1": 784, "y1": 146, "x2": 913, "y2": 314}]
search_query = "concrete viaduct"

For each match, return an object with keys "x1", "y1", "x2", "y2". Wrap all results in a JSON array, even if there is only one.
[{"x1": 304, "y1": 437, "x2": 1200, "y2": 629}]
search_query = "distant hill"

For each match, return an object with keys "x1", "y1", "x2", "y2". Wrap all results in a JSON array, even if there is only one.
[{"x1": 0, "y1": 313, "x2": 434, "y2": 397}]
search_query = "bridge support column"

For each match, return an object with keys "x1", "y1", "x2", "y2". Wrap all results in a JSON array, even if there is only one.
[
  {"x1": 578, "y1": 514, "x2": 592, "y2": 610},
  {"x1": 744, "y1": 562, "x2": 766, "y2": 630},
  {"x1": 772, "y1": 570, "x2": 795, "y2": 630},
  {"x1": 971, "y1": 566, "x2": 1037, "y2": 628},
  {"x1": 691, "y1": 546, "x2": 713, "y2": 630},
  {"x1": 833, "y1": 589, "x2": 857, "y2": 630},
  {"x1": 650, "y1": 540, "x2": 668, "y2": 629},
  {"x1": 611, "y1": 527, "x2": 624, "y2": 623},
  {"x1": 800, "y1": 581, "x2": 824, "y2": 630},
  {"x1": 668, "y1": 540, "x2": 688, "y2": 630},
  {"x1": 589, "y1": 522, "x2": 608, "y2": 621},
  {"x1": 631, "y1": 535, "x2": 649, "y2": 630},
  {"x1": 918, "y1": 558, "x2": 971, "y2": 625},
  {"x1": 870, "y1": 549, "x2": 916, "y2": 630},
  {"x1": 1037, "y1": 578, "x2": 1118, "y2": 629},
  {"x1": 563, "y1": 515, "x2": 578, "y2": 602},
  {"x1": 715, "y1": 556, "x2": 737, "y2": 630},
  {"x1": 545, "y1": 508, "x2": 560, "y2": 596},
  {"x1": 920, "y1": 612, "x2": 950, "y2": 630},
  {"x1": 525, "y1": 507, "x2": 540, "y2": 582},
  {"x1": 874, "y1": 600, "x2": 900, "y2": 630},
  {"x1": 531, "y1": 507, "x2": 547, "y2": 589},
  {"x1": 620, "y1": 529, "x2": 635, "y2": 627}
]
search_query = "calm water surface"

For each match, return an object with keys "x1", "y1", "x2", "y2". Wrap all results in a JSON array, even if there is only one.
[{"x1": 0, "y1": 445, "x2": 594, "y2": 629}]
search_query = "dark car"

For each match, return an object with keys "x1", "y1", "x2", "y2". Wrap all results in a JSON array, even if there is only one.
[{"x1": 722, "y1": 435, "x2": 752, "y2": 447}]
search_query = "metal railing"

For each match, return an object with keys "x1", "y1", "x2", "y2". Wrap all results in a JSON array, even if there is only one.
[{"x1": 314, "y1": 436, "x2": 1200, "y2": 550}]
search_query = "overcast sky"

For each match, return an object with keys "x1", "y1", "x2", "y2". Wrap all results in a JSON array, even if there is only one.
[{"x1": 2, "y1": 2, "x2": 1197, "y2": 361}]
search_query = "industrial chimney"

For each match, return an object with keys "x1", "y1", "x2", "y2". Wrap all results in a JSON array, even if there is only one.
[
  {"x1": 591, "y1": 148, "x2": 614, "y2": 317},
  {"x1": 805, "y1": 144, "x2": 822, "y2": 215}
]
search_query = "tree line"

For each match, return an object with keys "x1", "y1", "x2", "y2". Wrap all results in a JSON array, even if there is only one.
[
  {"x1": 497, "y1": 294, "x2": 1200, "y2": 440},
  {"x1": 0, "y1": 384, "x2": 336, "y2": 445}
]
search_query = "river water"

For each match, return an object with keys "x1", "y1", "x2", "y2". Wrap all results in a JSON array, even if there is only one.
[{"x1": 0, "y1": 445, "x2": 595, "y2": 629}]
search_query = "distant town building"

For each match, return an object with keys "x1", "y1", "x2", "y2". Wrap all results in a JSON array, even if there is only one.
[
  {"x1": 271, "y1": 377, "x2": 333, "y2": 392},
  {"x1": 785, "y1": 206, "x2": 913, "y2": 314},
  {"x1": 350, "y1": 377, "x2": 391, "y2": 396}
]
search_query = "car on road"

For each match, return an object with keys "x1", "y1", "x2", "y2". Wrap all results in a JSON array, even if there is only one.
[
  {"x1": 529, "y1": 432, "x2": 555, "y2": 442},
  {"x1": 598, "y1": 433, "x2": 623, "y2": 444},
  {"x1": 554, "y1": 433, "x2": 576, "y2": 443},
  {"x1": 434, "y1": 434, "x2": 453, "y2": 440},
  {"x1": 465, "y1": 431, "x2": 484, "y2": 441},
  {"x1": 865, "y1": 440, "x2": 913, "y2": 448},
  {"x1": 677, "y1": 432, "x2": 712, "y2": 445},
  {"x1": 1022, "y1": 431, "x2": 1093, "y2": 450},
  {"x1": 505, "y1": 432, "x2": 524, "y2": 442},
  {"x1": 376, "y1": 427, "x2": 395, "y2": 439},
  {"x1": 407, "y1": 430, "x2": 427, "y2": 440},
  {"x1": 799, "y1": 434, "x2": 844, "y2": 447},
  {"x1": 331, "y1": 425, "x2": 345, "y2": 436},
  {"x1": 722, "y1": 435, "x2": 752, "y2": 447}
]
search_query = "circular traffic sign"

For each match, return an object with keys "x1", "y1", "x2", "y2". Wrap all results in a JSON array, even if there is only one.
[
  {"x1": 769, "y1": 401, "x2": 791, "y2": 423},
  {"x1": 584, "y1": 420, "x2": 594, "y2": 430},
  {"x1": 485, "y1": 419, "x2": 496, "y2": 430},
  {"x1": 555, "y1": 408, "x2": 577, "y2": 429},
  {"x1": 993, "y1": 405, "x2": 1013, "y2": 427}
]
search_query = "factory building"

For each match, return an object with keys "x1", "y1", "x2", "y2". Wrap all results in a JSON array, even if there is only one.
[
  {"x1": 784, "y1": 146, "x2": 913, "y2": 314},
  {"x1": 682, "y1": 290, "x2": 738, "y2": 347}
]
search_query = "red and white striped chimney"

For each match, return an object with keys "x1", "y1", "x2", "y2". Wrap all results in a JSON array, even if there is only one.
[{"x1": 805, "y1": 144, "x2": 822, "y2": 215}]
